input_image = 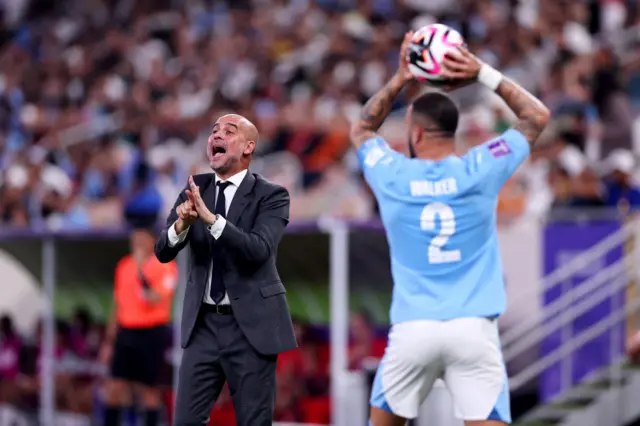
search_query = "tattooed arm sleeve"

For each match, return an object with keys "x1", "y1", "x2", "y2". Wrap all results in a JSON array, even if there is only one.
[
  {"x1": 494, "y1": 78, "x2": 551, "y2": 148},
  {"x1": 350, "y1": 74, "x2": 407, "y2": 149}
]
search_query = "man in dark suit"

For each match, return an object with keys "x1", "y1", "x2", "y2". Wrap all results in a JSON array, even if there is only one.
[{"x1": 155, "y1": 114, "x2": 297, "y2": 426}]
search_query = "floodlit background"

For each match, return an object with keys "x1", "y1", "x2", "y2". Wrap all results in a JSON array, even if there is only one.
[{"x1": 2, "y1": 0, "x2": 640, "y2": 425}]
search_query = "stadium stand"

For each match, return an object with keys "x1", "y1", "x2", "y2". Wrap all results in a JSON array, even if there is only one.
[{"x1": 1, "y1": 0, "x2": 640, "y2": 424}]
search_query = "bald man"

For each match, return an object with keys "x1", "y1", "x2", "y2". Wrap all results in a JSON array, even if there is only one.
[{"x1": 155, "y1": 114, "x2": 297, "y2": 426}]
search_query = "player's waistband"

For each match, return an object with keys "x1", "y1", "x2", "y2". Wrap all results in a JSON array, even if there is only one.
[{"x1": 391, "y1": 311, "x2": 502, "y2": 325}]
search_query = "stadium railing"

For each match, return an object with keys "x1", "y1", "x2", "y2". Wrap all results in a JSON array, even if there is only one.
[{"x1": 502, "y1": 214, "x2": 640, "y2": 424}]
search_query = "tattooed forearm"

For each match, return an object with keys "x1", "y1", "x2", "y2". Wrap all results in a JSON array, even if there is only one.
[
  {"x1": 495, "y1": 77, "x2": 550, "y2": 147},
  {"x1": 350, "y1": 74, "x2": 407, "y2": 148},
  {"x1": 359, "y1": 75, "x2": 405, "y2": 132}
]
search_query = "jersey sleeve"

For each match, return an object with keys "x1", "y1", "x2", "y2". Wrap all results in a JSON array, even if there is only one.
[
  {"x1": 357, "y1": 136, "x2": 405, "y2": 193},
  {"x1": 464, "y1": 128, "x2": 531, "y2": 195}
]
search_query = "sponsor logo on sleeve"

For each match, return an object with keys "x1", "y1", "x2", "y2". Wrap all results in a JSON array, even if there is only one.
[
  {"x1": 364, "y1": 145, "x2": 386, "y2": 167},
  {"x1": 488, "y1": 139, "x2": 511, "y2": 158}
]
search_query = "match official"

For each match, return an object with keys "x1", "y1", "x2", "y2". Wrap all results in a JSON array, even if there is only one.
[
  {"x1": 102, "y1": 224, "x2": 178, "y2": 426},
  {"x1": 155, "y1": 114, "x2": 296, "y2": 426}
]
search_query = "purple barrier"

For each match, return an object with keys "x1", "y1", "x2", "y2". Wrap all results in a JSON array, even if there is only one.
[{"x1": 541, "y1": 220, "x2": 626, "y2": 402}]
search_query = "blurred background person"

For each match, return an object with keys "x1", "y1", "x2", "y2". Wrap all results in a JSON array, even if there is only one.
[
  {"x1": 0, "y1": 315, "x2": 21, "y2": 405},
  {"x1": 100, "y1": 217, "x2": 177, "y2": 426},
  {"x1": 592, "y1": 47, "x2": 634, "y2": 157},
  {"x1": 348, "y1": 310, "x2": 386, "y2": 372},
  {"x1": 600, "y1": 148, "x2": 640, "y2": 213}
]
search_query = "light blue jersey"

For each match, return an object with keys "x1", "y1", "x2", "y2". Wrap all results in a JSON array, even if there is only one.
[{"x1": 357, "y1": 129, "x2": 530, "y2": 325}]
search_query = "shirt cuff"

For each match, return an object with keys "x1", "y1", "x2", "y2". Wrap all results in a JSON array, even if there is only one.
[
  {"x1": 168, "y1": 221, "x2": 189, "y2": 247},
  {"x1": 208, "y1": 216, "x2": 227, "y2": 240}
]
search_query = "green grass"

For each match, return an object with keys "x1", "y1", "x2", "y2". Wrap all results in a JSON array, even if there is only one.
[
  {"x1": 54, "y1": 281, "x2": 393, "y2": 324},
  {"x1": 622, "y1": 361, "x2": 640, "y2": 370},
  {"x1": 547, "y1": 398, "x2": 593, "y2": 410}
]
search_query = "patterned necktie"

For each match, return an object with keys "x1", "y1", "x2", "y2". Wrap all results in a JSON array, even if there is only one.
[{"x1": 210, "y1": 181, "x2": 232, "y2": 303}]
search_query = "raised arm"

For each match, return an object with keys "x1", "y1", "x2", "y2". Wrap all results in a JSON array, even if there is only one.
[
  {"x1": 350, "y1": 74, "x2": 408, "y2": 149},
  {"x1": 494, "y1": 78, "x2": 551, "y2": 147},
  {"x1": 442, "y1": 47, "x2": 550, "y2": 147},
  {"x1": 350, "y1": 32, "x2": 415, "y2": 149}
]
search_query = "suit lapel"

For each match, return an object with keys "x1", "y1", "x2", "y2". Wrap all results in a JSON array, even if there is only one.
[
  {"x1": 226, "y1": 172, "x2": 254, "y2": 225},
  {"x1": 202, "y1": 174, "x2": 217, "y2": 212}
]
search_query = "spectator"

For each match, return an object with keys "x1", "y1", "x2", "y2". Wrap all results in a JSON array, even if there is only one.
[
  {"x1": 277, "y1": 318, "x2": 308, "y2": 391},
  {"x1": 601, "y1": 149, "x2": 640, "y2": 212},
  {"x1": 277, "y1": 318, "x2": 330, "y2": 399},
  {"x1": 20, "y1": 320, "x2": 82, "y2": 412},
  {"x1": 592, "y1": 47, "x2": 634, "y2": 157},
  {"x1": 348, "y1": 310, "x2": 386, "y2": 371},
  {"x1": 0, "y1": 315, "x2": 21, "y2": 404},
  {"x1": 69, "y1": 307, "x2": 94, "y2": 359},
  {"x1": 1, "y1": 0, "x2": 638, "y2": 227},
  {"x1": 547, "y1": 160, "x2": 604, "y2": 212},
  {"x1": 122, "y1": 160, "x2": 162, "y2": 227},
  {"x1": 274, "y1": 378, "x2": 303, "y2": 422},
  {"x1": 0, "y1": 315, "x2": 20, "y2": 381}
]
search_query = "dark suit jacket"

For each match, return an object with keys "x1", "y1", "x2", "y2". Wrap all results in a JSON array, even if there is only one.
[{"x1": 154, "y1": 172, "x2": 297, "y2": 355}]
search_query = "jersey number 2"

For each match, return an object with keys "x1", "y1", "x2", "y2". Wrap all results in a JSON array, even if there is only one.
[{"x1": 420, "y1": 202, "x2": 461, "y2": 264}]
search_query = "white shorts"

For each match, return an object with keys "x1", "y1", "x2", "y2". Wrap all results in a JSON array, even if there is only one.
[{"x1": 370, "y1": 317, "x2": 511, "y2": 423}]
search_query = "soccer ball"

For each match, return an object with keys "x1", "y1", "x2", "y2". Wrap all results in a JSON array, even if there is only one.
[{"x1": 406, "y1": 24, "x2": 465, "y2": 83}]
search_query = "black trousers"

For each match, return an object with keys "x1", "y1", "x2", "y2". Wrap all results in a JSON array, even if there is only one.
[{"x1": 174, "y1": 306, "x2": 277, "y2": 426}]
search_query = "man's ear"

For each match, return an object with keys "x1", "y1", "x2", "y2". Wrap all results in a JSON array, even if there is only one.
[
  {"x1": 410, "y1": 127, "x2": 423, "y2": 156},
  {"x1": 243, "y1": 140, "x2": 256, "y2": 156},
  {"x1": 408, "y1": 139, "x2": 416, "y2": 158}
]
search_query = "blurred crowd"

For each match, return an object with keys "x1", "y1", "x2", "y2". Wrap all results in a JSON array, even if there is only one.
[
  {"x1": 1, "y1": 0, "x2": 640, "y2": 228},
  {"x1": 0, "y1": 309, "x2": 387, "y2": 424},
  {"x1": 0, "y1": 310, "x2": 105, "y2": 418},
  {"x1": 2, "y1": 0, "x2": 640, "y2": 422}
]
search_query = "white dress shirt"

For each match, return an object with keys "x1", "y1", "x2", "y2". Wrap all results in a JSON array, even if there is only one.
[{"x1": 167, "y1": 169, "x2": 248, "y2": 305}]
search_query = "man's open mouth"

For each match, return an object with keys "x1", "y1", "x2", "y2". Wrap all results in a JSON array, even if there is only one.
[{"x1": 212, "y1": 146, "x2": 226, "y2": 159}]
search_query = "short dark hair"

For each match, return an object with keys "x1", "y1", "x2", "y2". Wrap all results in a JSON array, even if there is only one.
[{"x1": 411, "y1": 92, "x2": 459, "y2": 136}]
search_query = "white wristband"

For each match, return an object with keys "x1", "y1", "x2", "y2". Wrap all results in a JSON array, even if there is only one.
[{"x1": 477, "y1": 63, "x2": 503, "y2": 91}]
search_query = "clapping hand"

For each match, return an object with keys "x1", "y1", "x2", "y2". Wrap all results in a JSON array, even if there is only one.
[
  {"x1": 185, "y1": 176, "x2": 216, "y2": 225},
  {"x1": 174, "y1": 197, "x2": 198, "y2": 234},
  {"x1": 176, "y1": 199, "x2": 198, "y2": 224}
]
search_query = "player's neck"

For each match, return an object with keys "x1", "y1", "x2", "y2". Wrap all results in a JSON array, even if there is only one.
[{"x1": 416, "y1": 138, "x2": 456, "y2": 161}]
